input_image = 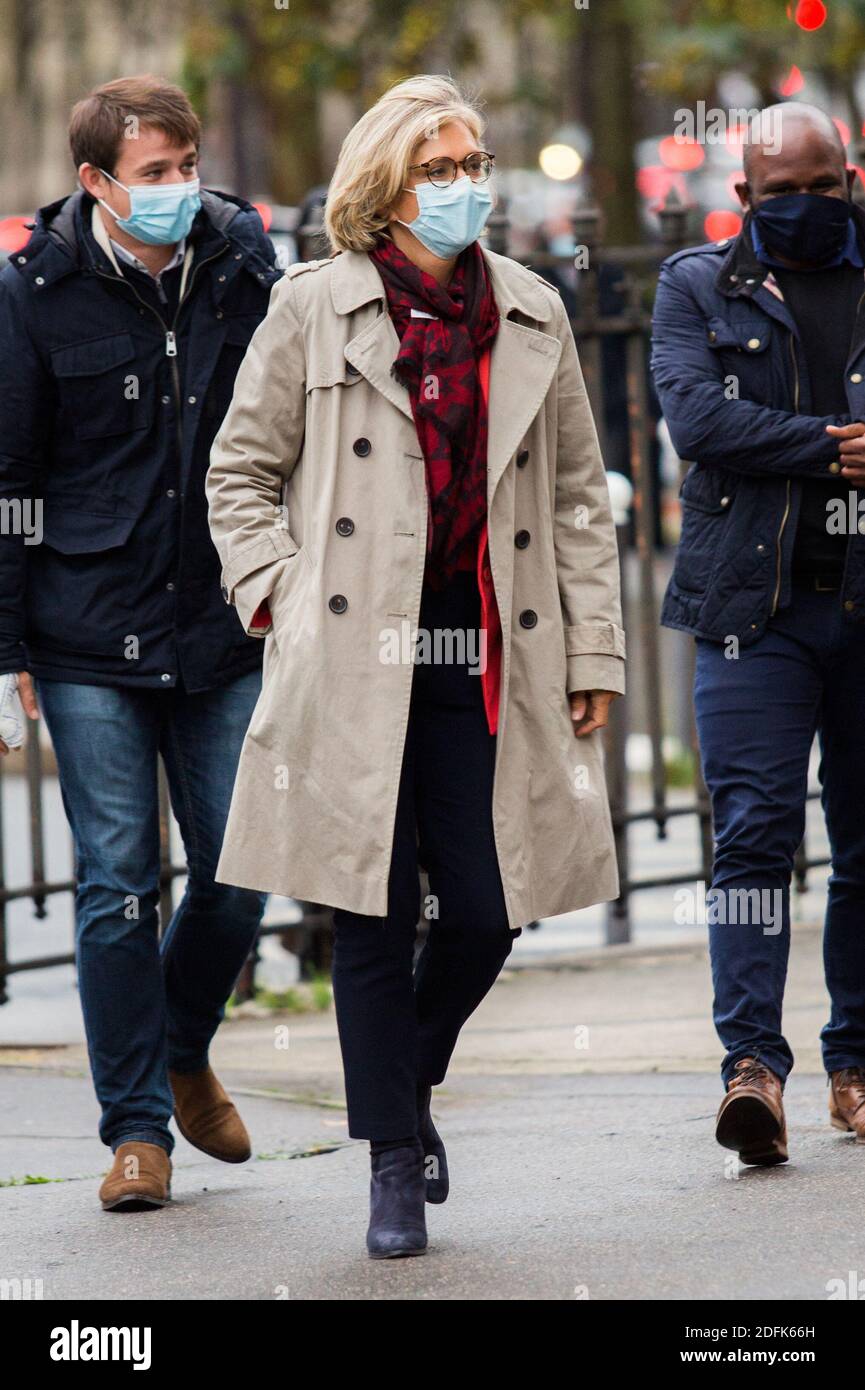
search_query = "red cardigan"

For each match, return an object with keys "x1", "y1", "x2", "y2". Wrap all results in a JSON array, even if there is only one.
[
  {"x1": 248, "y1": 346, "x2": 502, "y2": 735},
  {"x1": 453, "y1": 349, "x2": 501, "y2": 734}
]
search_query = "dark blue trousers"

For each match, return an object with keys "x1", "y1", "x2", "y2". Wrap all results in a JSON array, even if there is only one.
[
  {"x1": 331, "y1": 571, "x2": 520, "y2": 1140},
  {"x1": 694, "y1": 578, "x2": 865, "y2": 1085}
]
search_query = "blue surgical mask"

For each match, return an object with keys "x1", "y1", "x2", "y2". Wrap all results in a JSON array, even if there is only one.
[
  {"x1": 397, "y1": 175, "x2": 493, "y2": 259},
  {"x1": 98, "y1": 169, "x2": 201, "y2": 246}
]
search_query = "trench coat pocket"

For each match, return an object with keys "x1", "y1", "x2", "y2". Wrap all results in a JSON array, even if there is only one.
[
  {"x1": 231, "y1": 558, "x2": 285, "y2": 636},
  {"x1": 221, "y1": 529, "x2": 302, "y2": 634}
]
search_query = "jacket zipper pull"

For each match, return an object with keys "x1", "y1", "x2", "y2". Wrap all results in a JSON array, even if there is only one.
[{"x1": 165, "y1": 330, "x2": 177, "y2": 357}]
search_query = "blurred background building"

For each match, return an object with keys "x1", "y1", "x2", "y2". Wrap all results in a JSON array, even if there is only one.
[{"x1": 6, "y1": 0, "x2": 865, "y2": 248}]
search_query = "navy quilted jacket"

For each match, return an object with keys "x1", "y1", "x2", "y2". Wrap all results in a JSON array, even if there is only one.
[{"x1": 651, "y1": 210, "x2": 865, "y2": 644}]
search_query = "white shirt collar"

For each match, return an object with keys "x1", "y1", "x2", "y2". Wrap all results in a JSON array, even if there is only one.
[{"x1": 109, "y1": 237, "x2": 186, "y2": 280}]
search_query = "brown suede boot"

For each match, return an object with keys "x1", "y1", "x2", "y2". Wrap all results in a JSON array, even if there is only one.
[
  {"x1": 829, "y1": 1067, "x2": 865, "y2": 1142},
  {"x1": 99, "y1": 1142, "x2": 171, "y2": 1211},
  {"x1": 715, "y1": 1057, "x2": 789, "y2": 1166},
  {"x1": 168, "y1": 1065, "x2": 251, "y2": 1163}
]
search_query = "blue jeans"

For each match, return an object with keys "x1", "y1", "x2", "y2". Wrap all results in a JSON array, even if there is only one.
[
  {"x1": 694, "y1": 578, "x2": 865, "y2": 1086},
  {"x1": 36, "y1": 672, "x2": 266, "y2": 1155}
]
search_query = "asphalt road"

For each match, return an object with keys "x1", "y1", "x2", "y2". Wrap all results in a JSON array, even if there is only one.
[{"x1": 2, "y1": 929, "x2": 863, "y2": 1301}]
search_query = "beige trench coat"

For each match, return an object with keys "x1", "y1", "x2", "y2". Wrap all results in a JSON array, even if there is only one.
[{"x1": 206, "y1": 246, "x2": 626, "y2": 929}]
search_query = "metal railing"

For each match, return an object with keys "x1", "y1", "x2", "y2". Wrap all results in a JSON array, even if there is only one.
[{"x1": 0, "y1": 193, "x2": 831, "y2": 1001}]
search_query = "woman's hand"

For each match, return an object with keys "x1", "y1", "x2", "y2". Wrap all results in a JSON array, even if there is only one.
[{"x1": 568, "y1": 689, "x2": 619, "y2": 737}]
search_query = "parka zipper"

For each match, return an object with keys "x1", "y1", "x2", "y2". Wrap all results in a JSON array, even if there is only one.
[
  {"x1": 770, "y1": 335, "x2": 797, "y2": 616},
  {"x1": 92, "y1": 244, "x2": 228, "y2": 453}
]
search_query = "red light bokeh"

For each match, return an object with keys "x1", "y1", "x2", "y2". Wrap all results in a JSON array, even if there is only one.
[
  {"x1": 659, "y1": 135, "x2": 705, "y2": 172},
  {"x1": 794, "y1": 0, "x2": 827, "y2": 30},
  {"x1": 0, "y1": 216, "x2": 33, "y2": 253},
  {"x1": 705, "y1": 209, "x2": 743, "y2": 242},
  {"x1": 252, "y1": 202, "x2": 273, "y2": 233}
]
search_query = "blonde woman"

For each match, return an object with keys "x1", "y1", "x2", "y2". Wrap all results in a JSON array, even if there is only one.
[{"x1": 207, "y1": 75, "x2": 625, "y2": 1259}]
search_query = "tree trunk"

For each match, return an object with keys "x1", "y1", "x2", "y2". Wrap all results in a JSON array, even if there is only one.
[{"x1": 586, "y1": 0, "x2": 640, "y2": 245}]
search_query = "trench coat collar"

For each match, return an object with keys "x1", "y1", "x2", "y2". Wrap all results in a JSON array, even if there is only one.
[
  {"x1": 329, "y1": 243, "x2": 557, "y2": 323},
  {"x1": 334, "y1": 245, "x2": 562, "y2": 499}
]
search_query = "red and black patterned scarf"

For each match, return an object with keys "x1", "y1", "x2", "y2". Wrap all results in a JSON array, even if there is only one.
[{"x1": 369, "y1": 234, "x2": 499, "y2": 587}]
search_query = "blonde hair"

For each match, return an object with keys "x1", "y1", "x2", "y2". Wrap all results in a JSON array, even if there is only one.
[{"x1": 325, "y1": 74, "x2": 486, "y2": 254}]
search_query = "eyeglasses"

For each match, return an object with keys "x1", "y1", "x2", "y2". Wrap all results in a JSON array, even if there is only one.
[{"x1": 407, "y1": 152, "x2": 495, "y2": 189}]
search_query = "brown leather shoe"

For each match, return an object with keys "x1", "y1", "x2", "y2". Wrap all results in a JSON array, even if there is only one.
[
  {"x1": 715, "y1": 1057, "x2": 788, "y2": 1166},
  {"x1": 829, "y1": 1067, "x2": 865, "y2": 1142},
  {"x1": 168, "y1": 1065, "x2": 251, "y2": 1163},
  {"x1": 99, "y1": 1141, "x2": 171, "y2": 1211}
]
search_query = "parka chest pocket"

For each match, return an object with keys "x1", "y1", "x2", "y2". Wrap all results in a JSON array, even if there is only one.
[
  {"x1": 706, "y1": 315, "x2": 773, "y2": 401},
  {"x1": 50, "y1": 332, "x2": 153, "y2": 442}
]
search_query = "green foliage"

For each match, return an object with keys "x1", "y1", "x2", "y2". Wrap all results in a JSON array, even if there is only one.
[
  {"x1": 0, "y1": 1173, "x2": 63, "y2": 1186},
  {"x1": 644, "y1": 0, "x2": 865, "y2": 108}
]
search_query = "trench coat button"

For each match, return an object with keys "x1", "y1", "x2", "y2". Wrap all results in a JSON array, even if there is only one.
[
  {"x1": 747, "y1": 337, "x2": 761, "y2": 350},
  {"x1": 519, "y1": 609, "x2": 538, "y2": 629},
  {"x1": 346, "y1": 362, "x2": 361, "y2": 376},
  {"x1": 851, "y1": 373, "x2": 863, "y2": 384},
  {"x1": 515, "y1": 529, "x2": 531, "y2": 549},
  {"x1": 845, "y1": 599, "x2": 856, "y2": 611},
  {"x1": 720, "y1": 495, "x2": 729, "y2": 506},
  {"x1": 829, "y1": 461, "x2": 841, "y2": 473},
  {"x1": 708, "y1": 330, "x2": 717, "y2": 343},
  {"x1": 335, "y1": 517, "x2": 354, "y2": 536},
  {"x1": 329, "y1": 594, "x2": 348, "y2": 614},
  {"x1": 353, "y1": 437, "x2": 371, "y2": 456},
  {"x1": 516, "y1": 449, "x2": 530, "y2": 468}
]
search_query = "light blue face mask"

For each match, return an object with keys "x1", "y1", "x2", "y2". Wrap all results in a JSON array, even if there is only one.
[
  {"x1": 397, "y1": 174, "x2": 493, "y2": 260},
  {"x1": 98, "y1": 170, "x2": 201, "y2": 246}
]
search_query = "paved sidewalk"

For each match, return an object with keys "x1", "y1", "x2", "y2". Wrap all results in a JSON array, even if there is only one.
[{"x1": 2, "y1": 925, "x2": 864, "y2": 1300}]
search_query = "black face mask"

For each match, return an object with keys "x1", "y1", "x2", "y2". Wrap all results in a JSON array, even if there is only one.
[{"x1": 752, "y1": 191, "x2": 852, "y2": 266}]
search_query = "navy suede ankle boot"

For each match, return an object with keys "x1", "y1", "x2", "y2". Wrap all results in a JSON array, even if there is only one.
[{"x1": 366, "y1": 1139, "x2": 428, "y2": 1259}]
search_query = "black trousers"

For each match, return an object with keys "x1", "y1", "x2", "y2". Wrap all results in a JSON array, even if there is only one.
[{"x1": 331, "y1": 571, "x2": 520, "y2": 1139}]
